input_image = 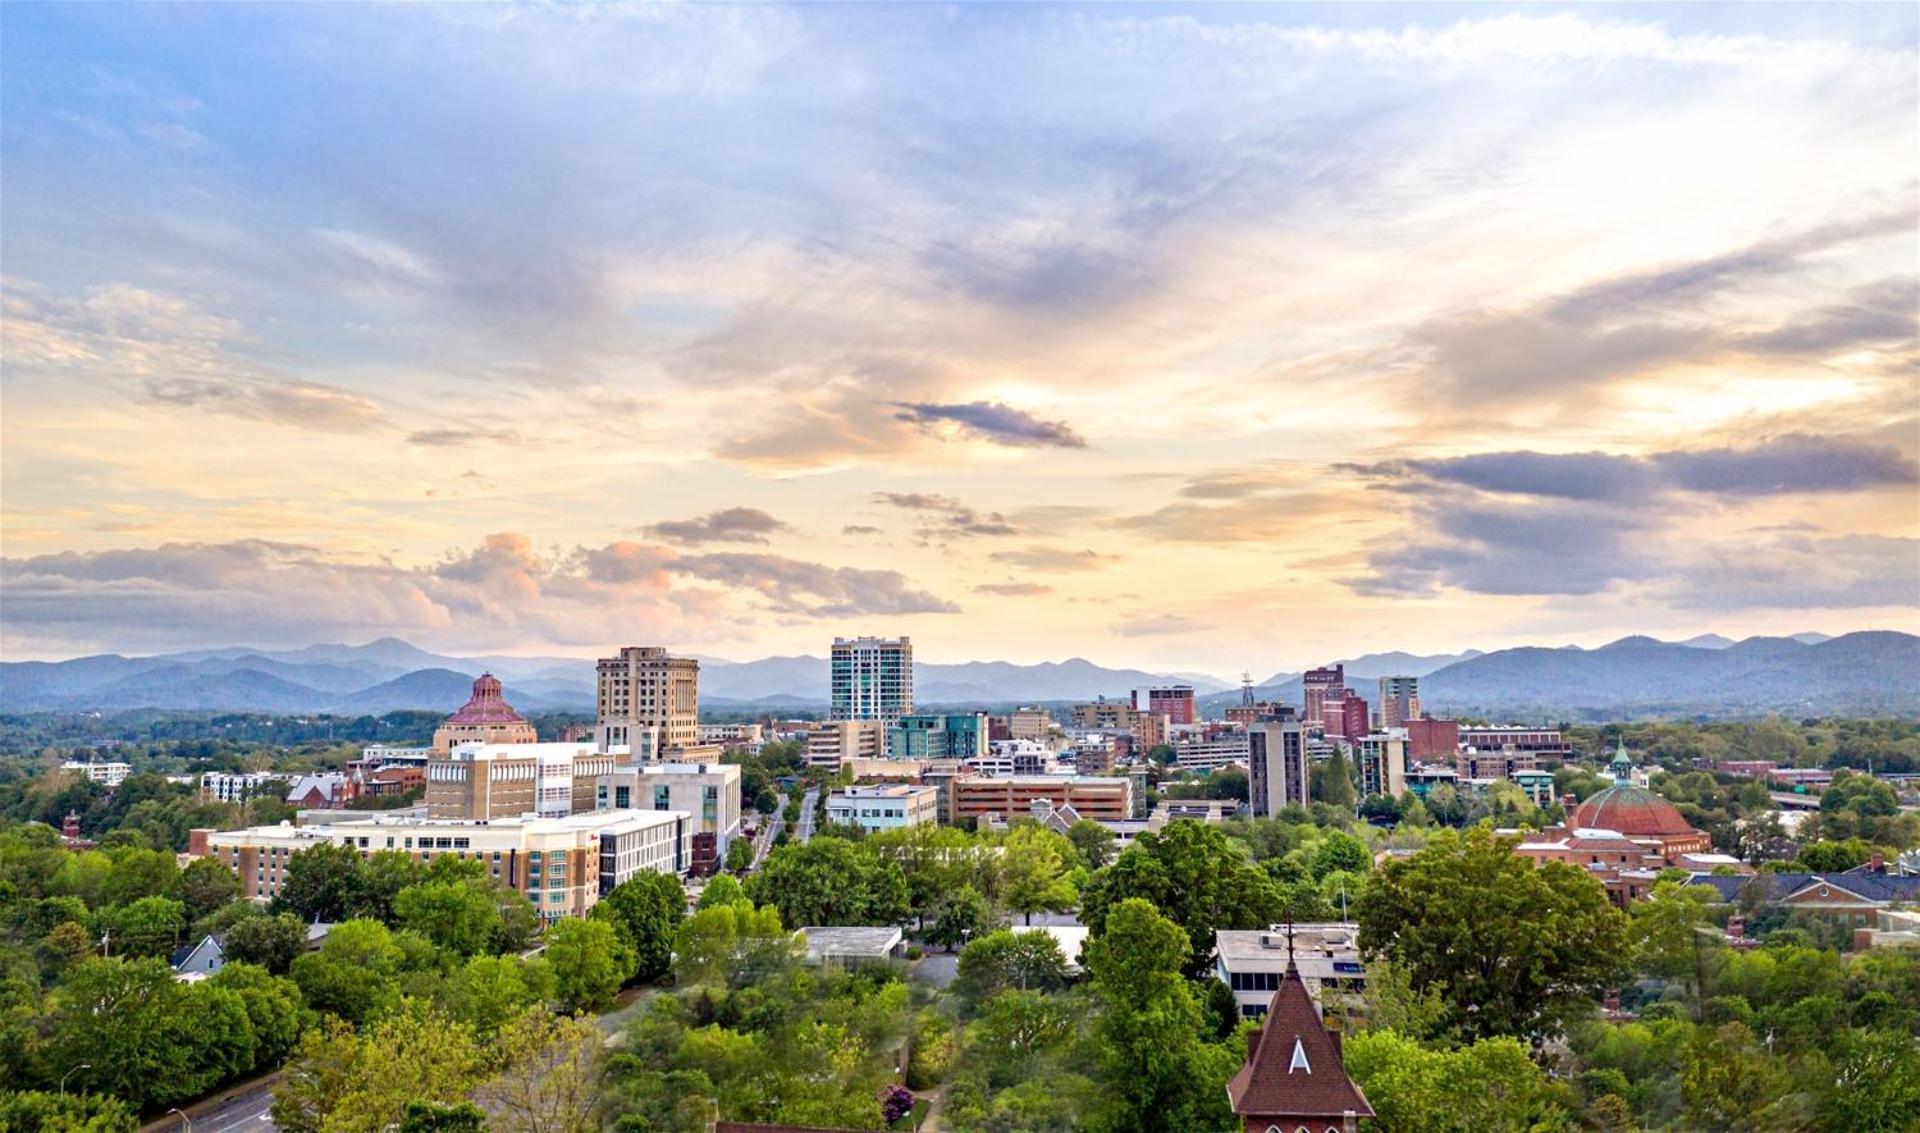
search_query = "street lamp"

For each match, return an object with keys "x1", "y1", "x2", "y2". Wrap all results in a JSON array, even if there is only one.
[
  {"x1": 59, "y1": 1063, "x2": 90, "y2": 1097},
  {"x1": 168, "y1": 1107, "x2": 193, "y2": 1133}
]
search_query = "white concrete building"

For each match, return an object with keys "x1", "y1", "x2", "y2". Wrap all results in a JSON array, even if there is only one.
[
  {"x1": 61, "y1": 761, "x2": 132, "y2": 787},
  {"x1": 1215, "y1": 923, "x2": 1367, "y2": 1020},
  {"x1": 596, "y1": 761, "x2": 743, "y2": 852},
  {"x1": 825, "y1": 784, "x2": 941, "y2": 832},
  {"x1": 199, "y1": 771, "x2": 286, "y2": 804}
]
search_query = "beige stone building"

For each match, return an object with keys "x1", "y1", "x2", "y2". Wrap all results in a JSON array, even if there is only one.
[{"x1": 596, "y1": 646, "x2": 701, "y2": 754}]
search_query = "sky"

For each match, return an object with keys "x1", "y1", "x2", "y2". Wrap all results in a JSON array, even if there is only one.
[{"x1": 2, "y1": 3, "x2": 1917, "y2": 674}]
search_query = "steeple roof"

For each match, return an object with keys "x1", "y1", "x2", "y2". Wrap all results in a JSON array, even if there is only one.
[
  {"x1": 1226, "y1": 965, "x2": 1373, "y2": 1120},
  {"x1": 444, "y1": 673, "x2": 528, "y2": 725}
]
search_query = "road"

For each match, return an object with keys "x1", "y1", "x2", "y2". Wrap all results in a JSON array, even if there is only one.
[
  {"x1": 144, "y1": 1074, "x2": 277, "y2": 1133},
  {"x1": 796, "y1": 788, "x2": 819, "y2": 842}
]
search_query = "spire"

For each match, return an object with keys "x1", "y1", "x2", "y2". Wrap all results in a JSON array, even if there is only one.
[{"x1": 1609, "y1": 735, "x2": 1634, "y2": 785}]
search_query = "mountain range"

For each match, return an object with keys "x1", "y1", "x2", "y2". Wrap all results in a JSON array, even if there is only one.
[{"x1": 0, "y1": 632, "x2": 1911, "y2": 720}]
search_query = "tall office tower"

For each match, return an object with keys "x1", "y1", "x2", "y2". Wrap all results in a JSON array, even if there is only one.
[
  {"x1": 1130, "y1": 684, "x2": 1196, "y2": 725},
  {"x1": 831, "y1": 636, "x2": 914, "y2": 727},
  {"x1": 1247, "y1": 719, "x2": 1309, "y2": 816},
  {"x1": 1326, "y1": 692, "x2": 1370, "y2": 741},
  {"x1": 596, "y1": 646, "x2": 701, "y2": 755},
  {"x1": 1377, "y1": 676, "x2": 1421, "y2": 729},
  {"x1": 1301, "y1": 665, "x2": 1346, "y2": 726}
]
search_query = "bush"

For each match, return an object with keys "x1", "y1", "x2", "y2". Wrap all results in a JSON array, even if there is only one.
[{"x1": 904, "y1": 945, "x2": 924, "y2": 960}]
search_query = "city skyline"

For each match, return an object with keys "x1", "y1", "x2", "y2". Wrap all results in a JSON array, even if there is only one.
[{"x1": 4, "y1": 4, "x2": 1918, "y2": 672}]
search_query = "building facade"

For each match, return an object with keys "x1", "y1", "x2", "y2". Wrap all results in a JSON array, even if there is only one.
[
  {"x1": 195, "y1": 808, "x2": 688, "y2": 919},
  {"x1": 1006, "y1": 707, "x2": 1054, "y2": 741},
  {"x1": 1457, "y1": 725, "x2": 1571, "y2": 757},
  {"x1": 433, "y1": 674, "x2": 539, "y2": 751},
  {"x1": 1131, "y1": 684, "x2": 1196, "y2": 726},
  {"x1": 1248, "y1": 720, "x2": 1310, "y2": 816},
  {"x1": 804, "y1": 719, "x2": 887, "y2": 768},
  {"x1": 830, "y1": 636, "x2": 913, "y2": 733},
  {"x1": 1375, "y1": 676, "x2": 1420, "y2": 729},
  {"x1": 949, "y1": 775, "x2": 1134, "y2": 824},
  {"x1": 888, "y1": 713, "x2": 989, "y2": 759},
  {"x1": 427, "y1": 741, "x2": 625, "y2": 820},
  {"x1": 1215, "y1": 924, "x2": 1368, "y2": 1021},
  {"x1": 1301, "y1": 665, "x2": 1346, "y2": 726},
  {"x1": 1357, "y1": 731, "x2": 1407, "y2": 799},
  {"x1": 1402, "y1": 716, "x2": 1461, "y2": 760},
  {"x1": 826, "y1": 784, "x2": 941, "y2": 831},
  {"x1": 596, "y1": 761, "x2": 742, "y2": 869},
  {"x1": 595, "y1": 646, "x2": 701, "y2": 754},
  {"x1": 200, "y1": 771, "x2": 286, "y2": 804},
  {"x1": 61, "y1": 761, "x2": 132, "y2": 787}
]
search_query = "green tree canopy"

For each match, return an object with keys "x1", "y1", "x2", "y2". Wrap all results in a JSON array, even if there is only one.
[{"x1": 1080, "y1": 820, "x2": 1281, "y2": 977}]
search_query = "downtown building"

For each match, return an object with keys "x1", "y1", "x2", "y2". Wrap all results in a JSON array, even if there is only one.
[
  {"x1": 830, "y1": 636, "x2": 914, "y2": 740},
  {"x1": 432, "y1": 674, "x2": 539, "y2": 751},
  {"x1": 1131, "y1": 684, "x2": 1196, "y2": 725},
  {"x1": 595, "y1": 761, "x2": 743, "y2": 877},
  {"x1": 1301, "y1": 665, "x2": 1346, "y2": 727},
  {"x1": 1248, "y1": 719, "x2": 1310, "y2": 816},
  {"x1": 595, "y1": 645, "x2": 708, "y2": 756},
  {"x1": 889, "y1": 713, "x2": 989, "y2": 759},
  {"x1": 1375, "y1": 676, "x2": 1421, "y2": 729}
]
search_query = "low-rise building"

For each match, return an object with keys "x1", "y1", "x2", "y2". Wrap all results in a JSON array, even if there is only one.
[
  {"x1": 889, "y1": 713, "x2": 989, "y2": 760},
  {"x1": 805, "y1": 720, "x2": 887, "y2": 768},
  {"x1": 428, "y1": 741, "x2": 626, "y2": 820},
  {"x1": 200, "y1": 771, "x2": 286, "y2": 804},
  {"x1": 697, "y1": 723, "x2": 764, "y2": 754},
  {"x1": 826, "y1": 784, "x2": 941, "y2": 832},
  {"x1": 799, "y1": 926, "x2": 904, "y2": 968},
  {"x1": 596, "y1": 761, "x2": 742, "y2": 875},
  {"x1": 61, "y1": 760, "x2": 132, "y2": 787},
  {"x1": 1456, "y1": 725, "x2": 1570, "y2": 758},
  {"x1": 284, "y1": 773, "x2": 350, "y2": 809},
  {"x1": 950, "y1": 774, "x2": 1133, "y2": 825},
  {"x1": 194, "y1": 808, "x2": 689, "y2": 918},
  {"x1": 1006, "y1": 707, "x2": 1054, "y2": 741},
  {"x1": 1172, "y1": 733, "x2": 1249, "y2": 773},
  {"x1": 1215, "y1": 923, "x2": 1368, "y2": 1022}
]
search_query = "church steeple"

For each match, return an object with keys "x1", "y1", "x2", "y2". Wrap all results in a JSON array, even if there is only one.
[
  {"x1": 1609, "y1": 736, "x2": 1634, "y2": 785},
  {"x1": 1226, "y1": 958, "x2": 1374, "y2": 1131}
]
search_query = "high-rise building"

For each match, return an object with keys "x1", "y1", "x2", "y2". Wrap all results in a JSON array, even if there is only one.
[
  {"x1": 1247, "y1": 719, "x2": 1309, "y2": 816},
  {"x1": 433, "y1": 674, "x2": 539, "y2": 751},
  {"x1": 1326, "y1": 693, "x2": 1370, "y2": 741},
  {"x1": 595, "y1": 646, "x2": 701, "y2": 754},
  {"x1": 1301, "y1": 665, "x2": 1345, "y2": 727},
  {"x1": 1376, "y1": 676, "x2": 1421, "y2": 729},
  {"x1": 1131, "y1": 684, "x2": 1196, "y2": 725},
  {"x1": 1358, "y1": 730, "x2": 1408, "y2": 799},
  {"x1": 804, "y1": 719, "x2": 887, "y2": 768},
  {"x1": 830, "y1": 637, "x2": 913, "y2": 735}
]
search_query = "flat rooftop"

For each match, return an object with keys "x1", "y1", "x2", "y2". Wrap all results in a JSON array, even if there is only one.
[
  {"x1": 1215, "y1": 923, "x2": 1361, "y2": 963},
  {"x1": 799, "y1": 926, "x2": 904, "y2": 957}
]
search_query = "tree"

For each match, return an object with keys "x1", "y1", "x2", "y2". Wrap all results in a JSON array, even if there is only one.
[
  {"x1": 99, "y1": 895, "x2": 187, "y2": 958},
  {"x1": 724, "y1": 838, "x2": 756, "y2": 874},
  {"x1": 0, "y1": 1090, "x2": 138, "y2": 1133},
  {"x1": 1795, "y1": 838, "x2": 1874, "y2": 873},
  {"x1": 998, "y1": 826, "x2": 1077, "y2": 926},
  {"x1": 289, "y1": 918, "x2": 403, "y2": 1025},
  {"x1": 477, "y1": 1009, "x2": 606, "y2": 1133},
  {"x1": 1080, "y1": 820, "x2": 1281, "y2": 977},
  {"x1": 954, "y1": 929, "x2": 1068, "y2": 1005},
  {"x1": 273, "y1": 1003, "x2": 484, "y2": 1133},
  {"x1": 441, "y1": 953, "x2": 555, "y2": 1038},
  {"x1": 45, "y1": 958, "x2": 256, "y2": 1111},
  {"x1": 696, "y1": 873, "x2": 745, "y2": 910},
  {"x1": 1629, "y1": 879, "x2": 1717, "y2": 985},
  {"x1": 1355, "y1": 826, "x2": 1629, "y2": 1043},
  {"x1": 1822, "y1": 1027, "x2": 1920, "y2": 1132},
  {"x1": 353, "y1": 851, "x2": 426, "y2": 923},
  {"x1": 1310, "y1": 829, "x2": 1371, "y2": 879},
  {"x1": 926, "y1": 885, "x2": 990, "y2": 952},
  {"x1": 1682, "y1": 1022, "x2": 1790, "y2": 1131},
  {"x1": 1343, "y1": 1029, "x2": 1578, "y2": 1133},
  {"x1": 546, "y1": 917, "x2": 632, "y2": 1014},
  {"x1": 224, "y1": 912, "x2": 312, "y2": 974},
  {"x1": 746, "y1": 839, "x2": 908, "y2": 927},
  {"x1": 1084, "y1": 898, "x2": 1233, "y2": 1133},
  {"x1": 395, "y1": 881, "x2": 505, "y2": 958},
  {"x1": 274, "y1": 843, "x2": 364, "y2": 923},
  {"x1": 672, "y1": 899, "x2": 797, "y2": 989},
  {"x1": 209, "y1": 962, "x2": 309, "y2": 1070},
  {"x1": 1313, "y1": 748, "x2": 1358, "y2": 810},
  {"x1": 398, "y1": 1102, "x2": 489, "y2": 1133},
  {"x1": 179, "y1": 855, "x2": 241, "y2": 921},
  {"x1": 592, "y1": 872, "x2": 685, "y2": 985},
  {"x1": 1065, "y1": 820, "x2": 1118, "y2": 871}
]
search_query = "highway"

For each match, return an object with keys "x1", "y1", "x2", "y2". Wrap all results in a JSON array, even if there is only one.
[{"x1": 143, "y1": 1075, "x2": 277, "y2": 1133}]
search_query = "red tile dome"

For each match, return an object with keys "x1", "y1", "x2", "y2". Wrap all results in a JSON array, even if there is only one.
[
  {"x1": 1571, "y1": 784, "x2": 1697, "y2": 838},
  {"x1": 444, "y1": 673, "x2": 528, "y2": 725}
]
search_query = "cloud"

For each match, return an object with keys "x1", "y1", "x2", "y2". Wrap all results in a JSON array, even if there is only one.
[
  {"x1": 874, "y1": 492, "x2": 1021, "y2": 538},
  {"x1": 407, "y1": 427, "x2": 525, "y2": 447},
  {"x1": 1349, "y1": 434, "x2": 1918, "y2": 503},
  {"x1": 988, "y1": 546, "x2": 1118, "y2": 572},
  {"x1": 890, "y1": 400, "x2": 1088, "y2": 449},
  {"x1": 645, "y1": 507, "x2": 790, "y2": 545},
  {"x1": 973, "y1": 581, "x2": 1054, "y2": 597},
  {"x1": 673, "y1": 552, "x2": 961, "y2": 617},
  {"x1": 1, "y1": 533, "x2": 958, "y2": 655},
  {"x1": 841, "y1": 525, "x2": 883, "y2": 536},
  {"x1": 143, "y1": 377, "x2": 385, "y2": 432},
  {"x1": 1661, "y1": 533, "x2": 1920, "y2": 611},
  {"x1": 1112, "y1": 613, "x2": 1211, "y2": 637},
  {"x1": 1410, "y1": 211, "x2": 1915, "y2": 405},
  {"x1": 1345, "y1": 495, "x2": 1656, "y2": 598}
]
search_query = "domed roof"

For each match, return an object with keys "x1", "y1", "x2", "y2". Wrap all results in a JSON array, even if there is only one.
[
  {"x1": 1571, "y1": 784, "x2": 1697, "y2": 838},
  {"x1": 444, "y1": 673, "x2": 527, "y2": 725}
]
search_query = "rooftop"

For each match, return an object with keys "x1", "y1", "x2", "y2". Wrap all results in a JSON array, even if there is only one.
[
  {"x1": 442, "y1": 673, "x2": 529, "y2": 726},
  {"x1": 799, "y1": 926, "x2": 904, "y2": 958}
]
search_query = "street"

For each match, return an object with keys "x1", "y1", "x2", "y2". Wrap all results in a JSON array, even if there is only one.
[
  {"x1": 796, "y1": 788, "x2": 819, "y2": 842},
  {"x1": 143, "y1": 1075, "x2": 277, "y2": 1133}
]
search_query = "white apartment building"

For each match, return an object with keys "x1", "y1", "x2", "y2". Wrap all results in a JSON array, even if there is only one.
[
  {"x1": 1358, "y1": 730, "x2": 1408, "y2": 798},
  {"x1": 596, "y1": 645, "x2": 701, "y2": 753},
  {"x1": 1247, "y1": 720, "x2": 1310, "y2": 816},
  {"x1": 1171, "y1": 733, "x2": 1250, "y2": 773},
  {"x1": 200, "y1": 771, "x2": 287, "y2": 804},
  {"x1": 826, "y1": 784, "x2": 941, "y2": 832},
  {"x1": 359, "y1": 745, "x2": 434, "y2": 766},
  {"x1": 830, "y1": 636, "x2": 913, "y2": 733},
  {"x1": 61, "y1": 761, "x2": 132, "y2": 787},
  {"x1": 197, "y1": 808, "x2": 689, "y2": 918},
  {"x1": 697, "y1": 723, "x2": 764, "y2": 754}
]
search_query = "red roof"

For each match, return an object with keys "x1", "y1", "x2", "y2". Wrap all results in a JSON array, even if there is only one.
[
  {"x1": 444, "y1": 673, "x2": 528, "y2": 725},
  {"x1": 1227, "y1": 967, "x2": 1373, "y2": 1120},
  {"x1": 1571, "y1": 785, "x2": 1698, "y2": 838}
]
